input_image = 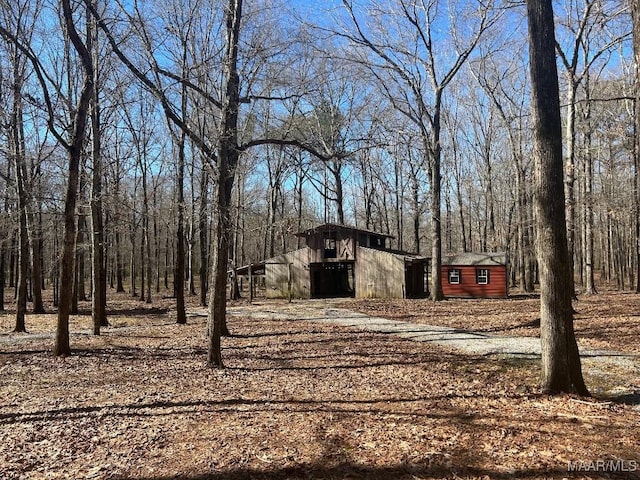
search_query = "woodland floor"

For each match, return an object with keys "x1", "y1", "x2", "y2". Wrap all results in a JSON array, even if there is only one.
[{"x1": 0, "y1": 289, "x2": 639, "y2": 480}]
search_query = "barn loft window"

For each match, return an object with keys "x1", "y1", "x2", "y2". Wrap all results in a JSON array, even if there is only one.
[
  {"x1": 476, "y1": 268, "x2": 490, "y2": 285},
  {"x1": 370, "y1": 235, "x2": 385, "y2": 249},
  {"x1": 448, "y1": 269, "x2": 461, "y2": 284},
  {"x1": 323, "y1": 233, "x2": 337, "y2": 258}
]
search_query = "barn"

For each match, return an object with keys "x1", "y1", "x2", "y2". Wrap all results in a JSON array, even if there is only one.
[
  {"x1": 441, "y1": 252, "x2": 508, "y2": 298},
  {"x1": 263, "y1": 223, "x2": 429, "y2": 299}
]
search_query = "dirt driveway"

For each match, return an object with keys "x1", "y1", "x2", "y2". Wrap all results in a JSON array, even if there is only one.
[{"x1": 227, "y1": 299, "x2": 640, "y2": 403}]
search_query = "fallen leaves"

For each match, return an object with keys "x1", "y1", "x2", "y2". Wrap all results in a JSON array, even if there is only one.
[{"x1": 0, "y1": 292, "x2": 638, "y2": 479}]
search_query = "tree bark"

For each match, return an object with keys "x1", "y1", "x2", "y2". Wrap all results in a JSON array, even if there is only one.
[
  {"x1": 581, "y1": 85, "x2": 597, "y2": 295},
  {"x1": 10, "y1": 54, "x2": 28, "y2": 332},
  {"x1": 89, "y1": 6, "x2": 108, "y2": 333},
  {"x1": 199, "y1": 157, "x2": 209, "y2": 307},
  {"x1": 633, "y1": 0, "x2": 640, "y2": 292},
  {"x1": 429, "y1": 96, "x2": 444, "y2": 301},
  {"x1": 29, "y1": 201, "x2": 45, "y2": 314},
  {"x1": 207, "y1": 0, "x2": 243, "y2": 368},
  {"x1": 175, "y1": 128, "x2": 187, "y2": 323},
  {"x1": 564, "y1": 86, "x2": 578, "y2": 295},
  {"x1": 526, "y1": 0, "x2": 588, "y2": 395},
  {"x1": 54, "y1": 0, "x2": 95, "y2": 356}
]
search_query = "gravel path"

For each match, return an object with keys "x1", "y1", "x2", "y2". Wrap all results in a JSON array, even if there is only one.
[
  {"x1": 227, "y1": 302, "x2": 640, "y2": 372},
  {"x1": 228, "y1": 301, "x2": 640, "y2": 406},
  {"x1": 2, "y1": 301, "x2": 637, "y2": 374}
]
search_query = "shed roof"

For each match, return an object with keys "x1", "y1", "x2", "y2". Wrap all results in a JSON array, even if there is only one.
[
  {"x1": 442, "y1": 252, "x2": 507, "y2": 267},
  {"x1": 358, "y1": 245, "x2": 429, "y2": 262},
  {"x1": 294, "y1": 223, "x2": 395, "y2": 239}
]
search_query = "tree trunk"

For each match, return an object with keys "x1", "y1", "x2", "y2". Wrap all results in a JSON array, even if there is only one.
[
  {"x1": 632, "y1": 0, "x2": 640, "y2": 292},
  {"x1": 409, "y1": 172, "x2": 421, "y2": 254},
  {"x1": 140, "y1": 156, "x2": 152, "y2": 304},
  {"x1": 115, "y1": 226, "x2": 125, "y2": 293},
  {"x1": 54, "y1": 0, "x2": 94, "y2": 355},
  {"x1": 173, "y1": 44, "x2": 188, "y2": 322},
  {"x1": 429, "y1": 98, "x2": 444, "y2": 301},
  {"x1": 0, "y1": 248, "x2": 5, "y2": 312},
  {"x1": 139, "y1": 220, "x2": 146, "y2": 302},
  {"x1": 331, "y1": 160, "x2": 345, "y2": 225},
  {"x1": 75, "y1": 215, "x2": 87, "y2": 307},
  {"x1": 199, "y1": 158, "x2": 209, "y2": 307},
  {"x1": 175, "y1": 128, "x2": 187, "y2": 323},
  {"x1": 9, "y1": 231, "x2": 16, "y2": 289},
  {"x1": 295, "y1": 158, "x2": 305, "y2": 250},
  {"x1": 90, "y1": 12, "x2": 108, "y2": 332},
  {"x1": 130, "y1": 215, "x2": 137, "y2": 297},
  {"x1": 11, "y1": 73, "x2": 28, "y2": 332},
  {"x1": 526, "y1": 0, "x2": 588, "y2": 395},
  {"x1": 29, "y1": 203, "x2": 45, "y2": 314},
  {"x1": 564, "y1": 86, "x2": 578, "y2": 295},
  {"x1": 207, "y1": 0, "x2": 243, "y2": 368},
  {"x1": 154, "y1": 198, "x2": 160, "y2": 294},
  {"x1": 581, "y1": 87, "x2": 597, "y2": 295}
]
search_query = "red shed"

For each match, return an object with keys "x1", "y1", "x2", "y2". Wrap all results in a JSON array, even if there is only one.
[{"x1": 441, "y1": 252, "x2": 508, "y2": 298}]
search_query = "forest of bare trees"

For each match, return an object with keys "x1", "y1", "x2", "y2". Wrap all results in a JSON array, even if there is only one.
[{"x1": 0, "y1": 0, "x2": 634, "y2": 367}]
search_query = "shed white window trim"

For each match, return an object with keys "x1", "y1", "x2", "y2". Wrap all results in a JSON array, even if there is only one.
[
  {"x1": 448, "y1": 269, "x2": 461, "y2": 284},
  {"x1": 476, "y1": 268, "x2": 490, "y2": 285}
]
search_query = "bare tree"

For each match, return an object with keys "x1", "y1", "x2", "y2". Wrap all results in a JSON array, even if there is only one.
[
  {"x1": 634, "y1": 0, "x2": 640, "y2": 293},
  {"x1": 1, "y1": 0, "x2": 96, "y2": 354},
  {"x1": 337, "y1": 0, "x2": 500, "y2": 300},
  {"x1": 0, "y1": 0, "x2": 41, "y2": 331},
  {"x1": 472, "y1": 49, "x2": 536, "y2": 292},
  {"x1": 555, "y1": 0, "x2": 630, "y2": 295},
  {"x1": 88, "y1": 0, "x2": 108, "y2": 333},
  {"x1": 526, "y1": 0, "x2": 589, "y2": 395}
]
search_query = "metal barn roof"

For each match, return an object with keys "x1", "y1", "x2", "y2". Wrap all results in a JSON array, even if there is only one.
[{"x1": 442, "y1": 252, "x2": 507, "y2": 267}]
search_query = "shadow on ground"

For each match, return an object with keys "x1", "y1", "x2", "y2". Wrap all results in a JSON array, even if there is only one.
[{"x1": 121, "y1": 461, "x2": 626, "y2": 480}]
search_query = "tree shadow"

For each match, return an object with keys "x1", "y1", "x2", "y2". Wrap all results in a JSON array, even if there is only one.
[
  {"x1": 0, "y1": 390, "x2": 574, "y2": 428},
  {"x1": 117, "y1": 460, "x2": 594, "y2": 480},
  {"x1": 72, "y1": 306, "x2": 171, "y2": 316},
  {"x1": 473, "y1": 317, "x2": 540, "y2": 334},
  {"x1": 609, "y1": 391, "x2": 640, "y2": 406},
  {"x1": 230, "y1": 329, "x2": 330, "y2": 340},
  {"x1": 71, "y1": 345, "x2": 207, "y2": 360},
  {"x1": 507, "y1": 293, "x2": 541, "y2": 300}
]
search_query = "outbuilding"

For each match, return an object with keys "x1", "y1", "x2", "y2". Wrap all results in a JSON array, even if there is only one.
[
  {"x1": 441, "y1": 252, "x2": 508, "y2": 298},
  {"x1": 263, "y1": 223, "x2": 430, "y2": 300}
]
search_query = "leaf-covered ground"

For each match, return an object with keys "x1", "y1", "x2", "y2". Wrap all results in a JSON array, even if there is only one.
[
  {"x1": 0, "y1": 291, "x2": 639, "y2": 479},
  {"x1": 347, "y1": 290, "x2": 640, "y2": 354}
]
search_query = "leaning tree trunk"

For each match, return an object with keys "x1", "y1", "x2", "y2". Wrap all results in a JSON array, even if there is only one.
[{"x1": 526, "y1": 0, "x2": 589, "y2": 395}]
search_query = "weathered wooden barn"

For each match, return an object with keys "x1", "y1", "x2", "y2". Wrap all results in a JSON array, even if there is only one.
[
  {"x1": 264, "y1": 223, "x2": 429, "y2": 299},
  {"x1": 441, "y1": 252, "x2": 508, "y2": 298}
]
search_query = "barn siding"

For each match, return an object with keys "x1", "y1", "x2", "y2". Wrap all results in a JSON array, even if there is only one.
[
  {"x1": 355, "y1": 247, "x2": 405, "y2": 298},
  {"x1": 265, "y1": 248, "x2": 311, "y2": 299},
  {"x1": 307, "y1": 230, "x2": 357, "y2": 264},
  {"x1": 441, "y1": 265, "x2": 508, "y2": 298}
]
